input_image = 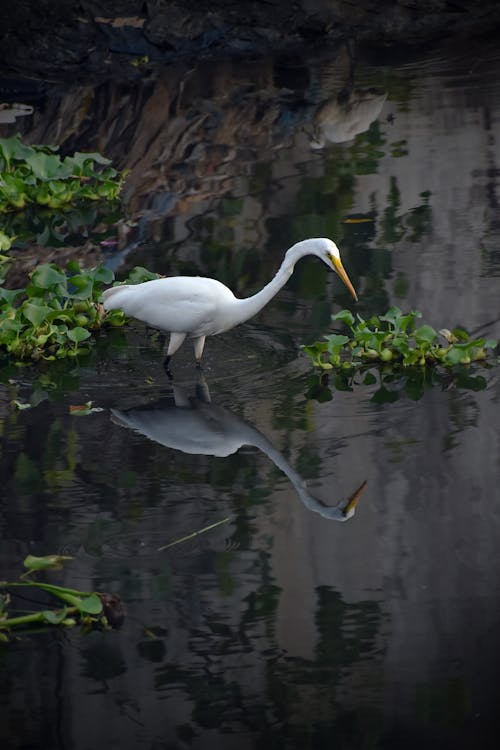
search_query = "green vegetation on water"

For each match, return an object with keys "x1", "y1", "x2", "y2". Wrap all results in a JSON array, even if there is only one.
[
  {"x1": 0, "y1": 135, "x2": 124, "y2": 212},
  {"x1": 0, "y1": 554, "x2": 123, "y2": 640},
  {"x1": 303, "y1": 307, "x2": 497, "y2": 370},
  {"x1": 0, "y1": 258, "x2": 160, "y2": 362}
]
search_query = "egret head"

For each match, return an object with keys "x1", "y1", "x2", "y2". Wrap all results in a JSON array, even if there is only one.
[{"x1": 313, "y1": 237, "x2": 358, "y2": 302}]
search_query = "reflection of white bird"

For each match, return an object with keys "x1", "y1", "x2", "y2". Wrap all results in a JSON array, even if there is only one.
[
  {"x1": 111, "y1": 377, "x2": 366, "y2": 521},
  {"x1": 102, "y1": 237, "x2": 357, "y2": 368},
  {"x1": 310, "y1": 89, "x2": 387, "y2": 148}
]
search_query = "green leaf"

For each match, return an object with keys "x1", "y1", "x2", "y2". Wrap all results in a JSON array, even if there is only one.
[
  {"x1": 31, "y1": 264, "x2": 67, "y2": 289},
  {"x1": 125, "y1": 266, "x2": 161, "y2": 285},
  {"x1": 23, "y1": 554, "x2": 73, "y2": 573},
  {"x1": 67, "y1": 326, "x2": 91, "y2": 343},
  {"x1": 23, "y1": 151, "x2": 73, "y2": 181},
  {"x1": 0, "y1": 135, "x2": 33, "y2": 167},
  {"x1": 331, "y1": 309, "x2": 355, "y2": 328},
  {"x1": 442, "y1": 347, "x2": 464, "y2": 366},
  {"x1": 91, "y1": 266, "x2": 114, "y2": 285},
  {"x1": 76, "y1": 594, "x2": 103, "y2": 615},
  {"x1": 67, "y1": 274, "x2": 94, "y2": 299},
  {"x1": 415, "y1": 325, "x2": 437, "y2": 344},
  {"x1": 41, "y1": 608, "x2": 69, "y2": 624},
  {"x1": 22, "y1": 302, "x2": 53, "y2": 327},
  {"x1": 325, "y1": 334, "x2": 350, "y2": 351},
  {"x1": 0, "y1": 287, "x2": 23, "y2": 305},
  {"x1": 451, "y1": 327, "x2": 469, "y2": 341},
  {"x1": 70, "y1": 151, "x2": 112, "y2": 169}
]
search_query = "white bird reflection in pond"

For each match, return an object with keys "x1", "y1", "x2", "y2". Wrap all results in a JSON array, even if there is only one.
[
  {"x1": 310, "y1": 88, "x2": 387, "y2": 148},
  {"x1": 111, "y1": 376, "x2": 366, "y2": 522}
]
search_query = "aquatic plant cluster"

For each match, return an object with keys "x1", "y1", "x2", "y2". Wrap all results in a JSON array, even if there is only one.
[
  {"x1": 303, "y1": 307, "x2": 497, "y2": 371},
  {"x1": 0, "y1": 135, "x2": 123, "y2": 212},
  {"x1": 0, "y1": 261, "x2": 127, "y2": 361},
  {"x1": 0, "y1": 262, "x2": 164, "y2": 361},
  {"x1": 0, "y1": 555, "x2": 122, "y2": 640}
]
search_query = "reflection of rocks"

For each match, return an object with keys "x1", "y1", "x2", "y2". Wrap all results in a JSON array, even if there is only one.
[
  {"x1": 310, "y1": 88, "x2": 387, "y2": 147},
  {"x1": 1, "y1": 2, "x2": 500, "y2": 81},
  {"x1": 111, "y1": 376, "x2": 365, "y2": 521},
  {"x1": 0, "y1": 62, "x2": 285, "y2": 233}
]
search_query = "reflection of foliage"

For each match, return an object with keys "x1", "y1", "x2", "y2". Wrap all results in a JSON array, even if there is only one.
[
  {"x1": 0, "y1": 555, "x2": 121, "y2": 640},
  {"x1": 151, "y1": 569, "x2": 383, "y2": 745},
  {"x1": 380, "y1": 179, "x2": 432, "y2": 245},
  {"x1": 348, "y1": 121, "x2": 386, "y2": 175},
  {"x1": 1, "y1": 203, "x2": 122, "y2": 248},
  {"x1": 0, "y1": 135, "x2": 124, "y2": 212},
  {"x1": 315, "y1": 586, "x2": 380, "y2": 667},
  {"x1": 305, "y1": 365, "x2": 490, "y2": 405}
]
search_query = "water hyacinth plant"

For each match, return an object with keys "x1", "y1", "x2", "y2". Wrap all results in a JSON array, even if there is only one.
[
  {"x1": 0, "y1": 554, "x2": 123, "y2": 640},
  {"x1": 0, "y1": 261, "x2": 127, "y2": 361},
  {"x1": 303, "y1": 307, "x2": 498, "y2": 371},
  {"x1": 0, "y1": 254, "x2": 162, "y2": 363},
  {"x1": 0, "y1": 135, "x2": 124, "y2": 212}
]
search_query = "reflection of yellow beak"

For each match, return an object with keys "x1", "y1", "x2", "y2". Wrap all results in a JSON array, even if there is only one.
[
  {"x1": 330, "y1": 254, "x2": 358, "y2": 302},
  {"x1": 343, "y1": 479, "x2": 367, "y2": 516}
]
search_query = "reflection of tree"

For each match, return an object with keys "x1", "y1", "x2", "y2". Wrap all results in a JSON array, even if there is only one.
[
  {"x1": 152, "y1": 578, "x2": 383, "y2": 745},
  {"x1": 379, "y1": 177, "x2": 432, "y2": 246}
]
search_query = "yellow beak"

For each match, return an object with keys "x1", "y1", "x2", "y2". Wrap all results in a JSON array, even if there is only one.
[{"x1": 330, "y1": 254, "x2": 358, "y2": 302}]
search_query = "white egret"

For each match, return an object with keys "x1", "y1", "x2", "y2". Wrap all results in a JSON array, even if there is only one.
[
  {"x1": 111, "y1": 376, "x2": 366, "y2": 521},
  {"x1": 102, "y1": 237, "x2": 358, "y2": 368}
]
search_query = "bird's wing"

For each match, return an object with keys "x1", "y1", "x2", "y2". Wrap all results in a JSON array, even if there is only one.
[{"x1": 104, "y1": 277, "x2": 233, "y2": 335}]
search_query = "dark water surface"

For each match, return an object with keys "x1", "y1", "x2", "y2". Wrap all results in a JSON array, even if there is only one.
[{"x1": 2, "y1": 44, "x2": 500, "y2": 749}]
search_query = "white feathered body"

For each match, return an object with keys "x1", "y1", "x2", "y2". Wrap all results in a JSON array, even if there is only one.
[{"x1": 102, "y1": 276, "x2": 239, "y2": 338}]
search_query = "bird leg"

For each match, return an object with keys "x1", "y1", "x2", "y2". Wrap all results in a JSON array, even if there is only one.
[
  {"x1": 193, "y1": 335, "x2": 206, "y2": 367},
  {"x1": 163, "y1": 332, "x2": 187, "y2": 378},
  {"x1": 163, "y1": 356, "x2": 173, "y2": 379}
]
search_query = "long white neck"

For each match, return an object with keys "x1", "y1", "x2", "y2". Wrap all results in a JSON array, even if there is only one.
[{"x1": 231, "y1": 240, "x2": 318, "y2": 325}]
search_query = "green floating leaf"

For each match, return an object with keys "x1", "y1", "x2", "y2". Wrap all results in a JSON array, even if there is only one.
[
  {"x1": 125, "y1": 266, "x2": 162, "y2": 285},
  {"x1": 332, "y1": 309, "x2": 355, "y2": 328},
  {"x1": 23, "y1": 554, "x2": 73, "y2": 573},
  {"x1": 22, "y1": 301, "x2": 53, "y2": 328},
  {"x1": 414, "y1": 325, "x2": 437, "y2": 344},
  {"x1": 326, "y1": 334, "x2": 350, "y2": 351},
  {"x1": 67, "y1": 327, "x2": 91, "y2": 344},
  {"x1": 42, "y1": 608, "x2": 69, "y2": 625},
  {"x1": 23, "y1": 151, "x2": 73, "y2": 181},
  {"x1": 67, "y1": 274, "x2": 94, "y2": 299},
  {"x1": 451, "y1": 327, "x2": 470, "y2": 341},
  {"x1": 0, "y1": 287, "x2": 23, "y2": 305},
  {"x1": 76, "y1": 594, "x2": 103, "y2": 615},
  {"x1": 31, "y1": 264, "x2": 67, "y2": 289}
]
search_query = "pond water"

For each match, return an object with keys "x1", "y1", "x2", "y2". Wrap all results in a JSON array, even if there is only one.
[{"x1": 2, "y1": 41, "x2": 500, "y2": 749}]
